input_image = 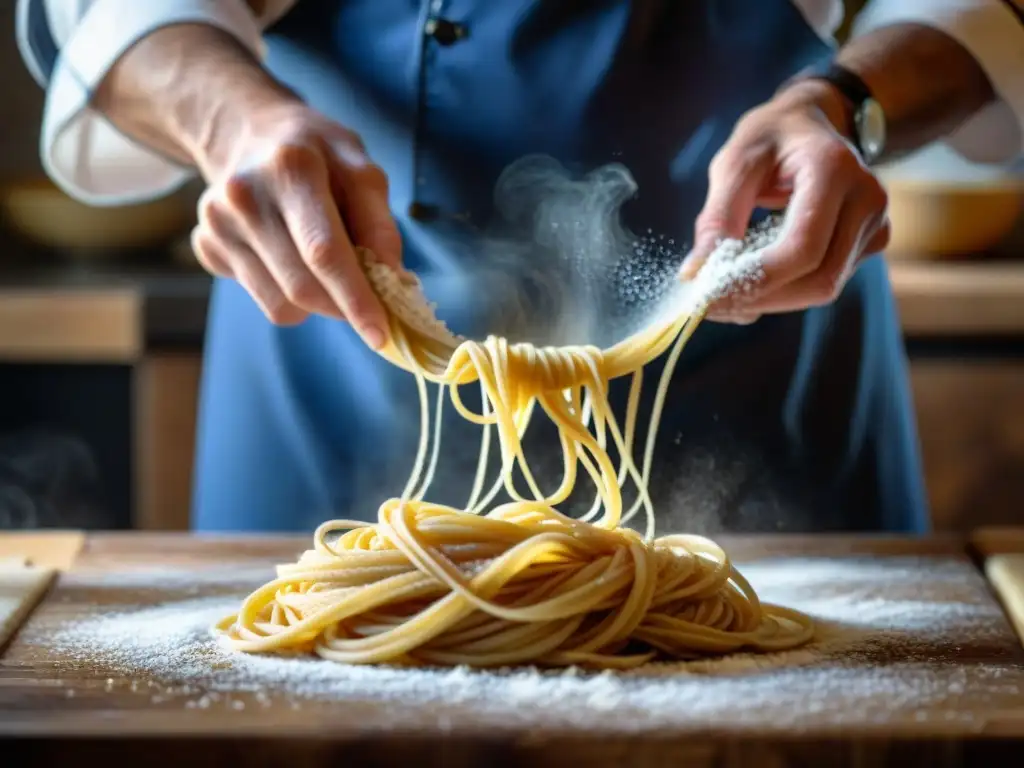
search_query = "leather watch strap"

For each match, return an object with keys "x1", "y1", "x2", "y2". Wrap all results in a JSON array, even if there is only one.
[{"x1": 780, "y1": 61, "x2": 876, "y2": 158}]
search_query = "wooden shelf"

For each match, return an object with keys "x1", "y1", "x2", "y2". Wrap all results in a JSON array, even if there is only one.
[
  {"x1": 889, "y1": 258, "x2": 1024, "y2": 336},
  {"x1": 0, "y1": 288, "x2": 141, "y2": 363}
]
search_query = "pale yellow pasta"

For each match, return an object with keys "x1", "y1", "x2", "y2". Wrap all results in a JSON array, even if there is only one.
[{"x1": 217, "y1": 249, "x2": 814, "y2": 668}]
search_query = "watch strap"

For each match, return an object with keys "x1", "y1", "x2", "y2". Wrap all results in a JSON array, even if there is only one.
[
  {"x1": 802, "y1": 61, "x2": 874, "y2": 108},
  {"x1": 782, "y1": 61, "x2": 875, "y2": 158}
]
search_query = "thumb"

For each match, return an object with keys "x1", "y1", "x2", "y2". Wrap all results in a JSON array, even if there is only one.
[{"x1": 680, "y1": 148, "x2": 774, "y2": 280}]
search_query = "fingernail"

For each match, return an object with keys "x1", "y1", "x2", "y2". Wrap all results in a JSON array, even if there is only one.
[
  {"x1": 679, "y1": 238, "x2": 712, "y2": 281},
  {"x1": 363, "y1": 325, "x2": 386, "y2": 350},
  {"x1": 679, "y1": 253, "x2": 704, "y2": 280}
]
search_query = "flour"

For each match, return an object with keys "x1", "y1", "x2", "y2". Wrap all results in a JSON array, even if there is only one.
[
  {"x1": 642, "y1": 215, "x2": 778, "y2": 332},
  {"x1": 689, "y1": 215, "x2": 778, "y2": 308},
  {"x1": 17, "y1": 554, "x2": 1021, "y2": 733}
]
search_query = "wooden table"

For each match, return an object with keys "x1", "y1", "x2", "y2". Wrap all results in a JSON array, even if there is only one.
[{"x1": 2, "y1": 533, "x2": 1024, "y2": 767}]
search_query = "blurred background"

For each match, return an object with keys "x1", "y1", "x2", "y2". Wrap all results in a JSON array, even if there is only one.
[{"x1": 0, "y1": 6, "x2": 1021, "y2": 535}]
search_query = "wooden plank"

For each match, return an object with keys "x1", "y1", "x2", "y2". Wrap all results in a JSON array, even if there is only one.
[
  {"x1": 0, "y1": 533, "x2": 81, "y2": 655},
  {"x1": 0, "y1": 563, "x2": 55, "y2": 653},
  {"x1": 972, "y1": 527, "x2": 1024, "y2": 558},
  {"x1": 71, "y1": 532, "x2": 307, "y2": 568},
  {"x1": 0, "y1": 289, "x2": 141, "y2": 363},
  {"x1": 0, "y1": 531, "x2": 85, "y2": 570},
  {"x1": 986, "y1": 554, "x2": 1024, "y2": 649},
  {"x1": 910, "y1": 361, "x2": 1024, "y2": 532},
  {"x1": 133, "y1": 353, "x2": 203, "y2": 531},
  {"x1": 889, "y1": 260, "x2": 1024, "y2": 336},
  {"x1": 2, "y1": 533, "x2": 1023, "y2": 766},
  {"x1": 972, "y1": 528, "x2": 1024, "y2": 655}
]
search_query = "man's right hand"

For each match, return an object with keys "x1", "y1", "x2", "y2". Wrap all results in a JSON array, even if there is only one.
[
  {"x1": 193, "y1": 103, "x2": 401, "y2": 347},
  {"x1": 94, "y1": 25, "x2": 401, "y2": 348}
]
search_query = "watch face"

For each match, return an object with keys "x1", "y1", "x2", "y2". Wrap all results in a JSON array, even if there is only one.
[{"x1": 855, "y1": 98, "x2": 886, "y2": 164}]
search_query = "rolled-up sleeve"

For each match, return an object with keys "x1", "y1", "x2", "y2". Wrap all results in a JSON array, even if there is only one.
[
  {"x1": 853, "y1": 0, "x2": 1024, "y2": 166},
  {"x1": 14, "y1": 0, "x2": 284, "y2": 206}
]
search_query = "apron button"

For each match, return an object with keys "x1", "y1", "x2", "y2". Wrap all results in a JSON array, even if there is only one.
[
  {"x1": 408, "y1": 202, "x2": 440, "y2": 221},
  {"x1": 425, "y1": 18, "x2": 468, "y2": 46}
]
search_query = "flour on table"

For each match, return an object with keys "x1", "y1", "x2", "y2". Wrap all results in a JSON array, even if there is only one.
[{"x1": 20, "y1": 556, "x2": 1022, "y2": 732}]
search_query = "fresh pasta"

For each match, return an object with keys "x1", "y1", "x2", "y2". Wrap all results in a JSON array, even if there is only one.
[{"x1": 217, "y1": 244, "x2": 815, "y2": 668}]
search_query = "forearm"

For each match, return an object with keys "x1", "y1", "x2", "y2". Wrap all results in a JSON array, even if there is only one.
[
  {"x1": 834, "y1": 22, "x2": 996, "y2": 159},
  {"x1": 93, "y1": 23, "x2": 298, "y2": 177}
]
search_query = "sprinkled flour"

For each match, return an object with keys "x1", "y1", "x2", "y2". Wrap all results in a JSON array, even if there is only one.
[
  {"x1": 690, "y1": 215, "x2": 777, "y2": 308},
  {"x1": 640, "y1": 216, "x2": 778, "y2": 333},
  {"x1": 11, "y1": 554, "x2": 1022, "y2": 733}
]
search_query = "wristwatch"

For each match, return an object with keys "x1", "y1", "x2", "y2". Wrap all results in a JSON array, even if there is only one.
[{"x1": 784, "y1": 61, "x2": 886, "y2": 165}]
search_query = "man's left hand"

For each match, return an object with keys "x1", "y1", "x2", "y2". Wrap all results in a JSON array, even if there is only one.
[{"x1": 681, "y1": 81, "x2": 891, "y2": 324}]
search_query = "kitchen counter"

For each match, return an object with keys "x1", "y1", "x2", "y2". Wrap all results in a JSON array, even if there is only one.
[{"x1": 2, "y1": 532, "x2": 1024, "y2": 766}]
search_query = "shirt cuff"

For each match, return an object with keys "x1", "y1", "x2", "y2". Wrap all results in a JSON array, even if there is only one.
[
  {"x1": 41, "y1": 0, "x2": 266, "y2": 206},
  {"x1": 853, "y1": 0, "x2": 1024, "y2": 166}
]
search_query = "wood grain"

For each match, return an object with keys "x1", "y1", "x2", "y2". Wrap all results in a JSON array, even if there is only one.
[
  {"x1": 889, "y1": 260, "x2": 1024, "y2": 336},
  {"x1": 0, "y1": 533, "x2": 81, "y2": 656},
  {"x1": 972, "y1": 527, "x2": 1024, "y2": 652},
  {"x1": 985, "y1": 554, "x2": 1024, "y2": 649},
  {"x1": 0, "y1": 563, "x2": 54, "y2": 653},
  {"x1": 133, "y1": 353, "x2": 203, "y2": 530},
  {"x1": 971, "y1": 527, "x2": 1024, "y2": 558},
  {"x1": 0, "y1": 289, "x2": 141, "y2": 363},
  {"x1": 910, "y1": 361, "x2": 1024, "y2": 532},
  {"x1": 0, "y1": 536, "x2": 85, "y2": 573},
  {"x1": 2, "y1": 533, "x2": 1024, "y2": 766},
  {"x1": 0, "y1": 531, "x2": 85, "y2": 570}
]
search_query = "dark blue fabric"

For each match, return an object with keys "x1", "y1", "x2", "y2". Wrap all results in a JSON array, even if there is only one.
[
  {"x1": 24, "y1": 0, "x2": 59, "y2": 82},
  {"x1": 192, "y1": 0, "x2": 929, "y2": 535}
]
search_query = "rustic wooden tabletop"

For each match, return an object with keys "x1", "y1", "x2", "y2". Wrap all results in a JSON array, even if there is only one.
[{"x1": 2, "y1": 532, "x2": 1024, "y2": 767}]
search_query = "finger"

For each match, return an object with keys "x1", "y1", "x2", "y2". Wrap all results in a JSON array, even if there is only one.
[
  {"x1": 329, "y1": 156, "x2": 402, "y2": 270},
  {"x1": 223, "y1": 181, "x2": 345, "y2": 320},
  {"x1": 273, "y1": 145, "x2": 390, "y2": 349},
  {"x1": 705, "y1": 308, "x2": 762, "y2": 325},
  {"x1": 859, "y1": 216, "x2": 890, "y2": 259},
  {"x1": 209, "y1": 236, "x2": 308, "y2": 326},
  {"x1": 190, "y1": 226, "x2": 233, "y2": 278},
  {"x1": 680, "y1": 144, "x2": 775, "y2": 280},
  {"x1": 737, "y1": 198, "x2": 879, "y2": 315},
  {"x1": 205, "y1": 180, "x2": 344, "y2": 319},
  {"x1": 755, "y1": 179, "x2": 795, "y2": 210},
  {"x1": 755, "y1": 193, "x2": 791, "y2": 210},
  {"x1": 759, "y1": 159, "x2": 847, "y2": 291},
  {"x1": 248, "y1": 219, "x2": 346, "y2": 321},
  {"x1": 195, "y1": 192, "x2": 241, "y2": 278}
]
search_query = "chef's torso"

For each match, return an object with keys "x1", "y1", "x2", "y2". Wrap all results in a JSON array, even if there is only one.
[{"x1": 192, "y1": 0, "x2": 929, "y2": 535}]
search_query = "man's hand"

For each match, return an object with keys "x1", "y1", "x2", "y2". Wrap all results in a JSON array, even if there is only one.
[
  {"x1": 681, "y1": 81, "x2": 890, "y2": 324},
  {"x1": 192, "y1": 101, "x2": 400, "y2": 346},
  {"x1": 94, "y1": 24, "x2": 401, "y2": 348}
]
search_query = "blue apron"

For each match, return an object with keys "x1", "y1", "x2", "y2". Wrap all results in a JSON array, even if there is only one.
[{"x1": 191, "y1": 0, "x2": 929, "y2": 534}]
